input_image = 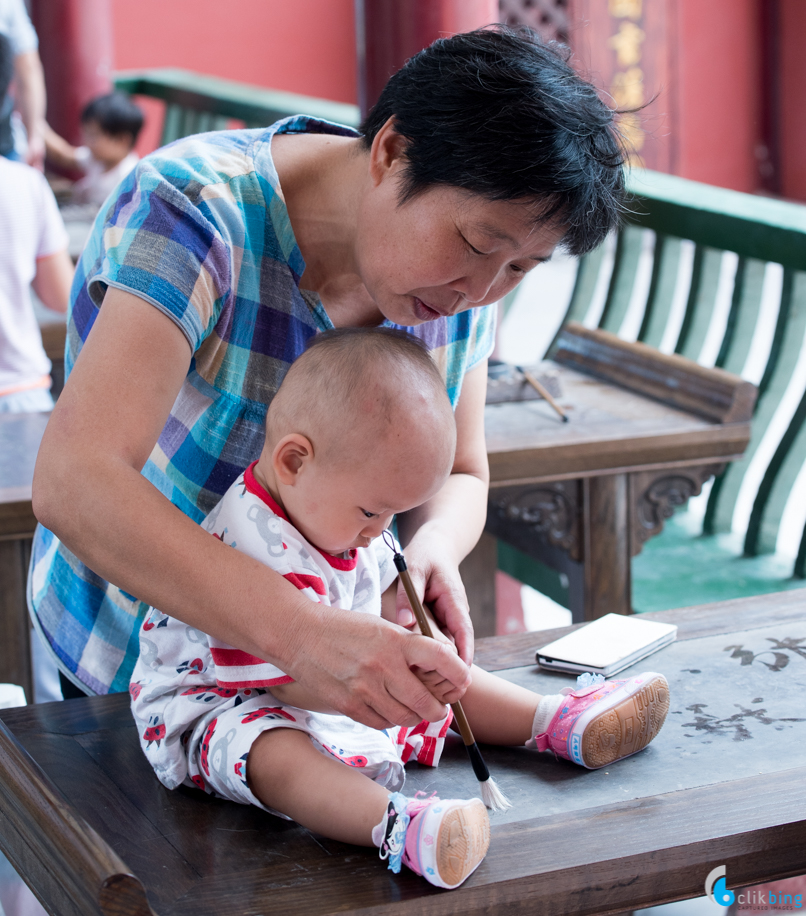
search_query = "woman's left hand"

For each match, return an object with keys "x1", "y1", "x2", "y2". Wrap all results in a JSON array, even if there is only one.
[
  {"x1": 393, "y1": 358, "x2": 491, "y2": 668},
  {"x1": 394, "y1": 529, "x2": 474, "y2": 666}
]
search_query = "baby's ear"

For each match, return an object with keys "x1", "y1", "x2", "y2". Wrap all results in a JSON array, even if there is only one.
[{"x1": 272, "y1": 434, "x2": 313, "y2": 485}]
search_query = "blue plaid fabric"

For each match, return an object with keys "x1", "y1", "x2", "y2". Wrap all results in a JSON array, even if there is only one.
[{"x1": 29, "y1": 117, "x2": 496, "y2": 695}]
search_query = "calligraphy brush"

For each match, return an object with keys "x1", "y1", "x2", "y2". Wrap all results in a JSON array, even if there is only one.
[
  {"x1": 515, "y1": 365, "x2": 568, "y2": 422},
  {"x1": 383, "y1": 532, "x2": 511, "y2": 813}
]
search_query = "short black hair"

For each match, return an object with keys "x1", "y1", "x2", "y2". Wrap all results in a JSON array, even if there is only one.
[
  {"x1": 81, "y1": 92, "x2": 144, "y2": 144},
  {"x1": 360, "y1": 26, "x2": 628, "y2": 255},
  {"x1": 0, "y1": 34, "x2": 13, "y2": 101}
]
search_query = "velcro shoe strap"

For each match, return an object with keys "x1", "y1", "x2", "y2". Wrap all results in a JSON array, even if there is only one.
[
  {"x1": 533, "y1": 732, "x2": 551, "y2": 752},
  {"x1": 571, "y1": 684, "x2": 602, "y2": 699}
]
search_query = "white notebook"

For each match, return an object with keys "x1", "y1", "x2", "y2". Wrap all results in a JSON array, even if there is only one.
[{"x1": 535, "y1": 613, "x2": 677, "y2": 677}]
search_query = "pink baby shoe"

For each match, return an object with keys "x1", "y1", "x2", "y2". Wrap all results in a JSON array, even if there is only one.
[
  {"x1": 532, "y1": 672, "x2": 670, "y2": 769},
  {"x1": 377, "y1": 792, "x2": 490, "y2": 889}
]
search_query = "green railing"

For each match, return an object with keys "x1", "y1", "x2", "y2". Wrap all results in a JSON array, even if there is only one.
[
  {"x1": 554, "y1": 170, "x2": 806, "y2": 575},
  {"x1": 114, "y1": 68, "x2": 360, "y2": 146}
]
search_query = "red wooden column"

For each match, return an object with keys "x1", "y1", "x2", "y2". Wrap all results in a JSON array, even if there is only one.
[
  {"x1": 29, "y1": 0, "x2": 114, "y2": 146},
  {"x1": 356, "y1": 0, "x2": 499, "y2": 117}
]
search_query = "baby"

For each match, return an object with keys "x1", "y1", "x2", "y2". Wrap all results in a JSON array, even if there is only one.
[
  {"x1": 130, "y1": 328, "x2": 670, "y2": 890},
  {"x1": 44, "y1": 92, "x2": 143, "y2": 207}
]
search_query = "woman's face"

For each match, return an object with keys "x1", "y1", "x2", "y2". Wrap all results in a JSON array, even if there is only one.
[{"x1": 355, "y1": 135, "x2": 565, "y2": 326}]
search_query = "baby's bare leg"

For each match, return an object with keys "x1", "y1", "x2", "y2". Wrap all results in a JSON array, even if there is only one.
[
  {"x1": 460, "y1": 665, "x2": 671, "y2": 769},
  {"x1": 247, "y1": 728, "x2": 389, "y2": 845},
  {"x1": 458, "y1": 665, "x2": 541, "y2": 745}
]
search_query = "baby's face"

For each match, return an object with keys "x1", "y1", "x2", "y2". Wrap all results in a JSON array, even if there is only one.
[{"x1": 280, "y1": 437, "x2": 451, "y2": 556}]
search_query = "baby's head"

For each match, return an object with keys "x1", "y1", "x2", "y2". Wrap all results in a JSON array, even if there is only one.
[
  {"x1": 257, "y1": 328, "x2": 456, "y2": 555},
  {"x1": 80, "y1": 93, "x2": 144, "y2": 167}
]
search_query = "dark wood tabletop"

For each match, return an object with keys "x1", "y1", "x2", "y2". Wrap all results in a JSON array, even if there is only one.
[
  {"x1": 1, "y1": 589, "x2": 804, "y2": 916},
  {"x1": 485, "y1": 360, "x2": 750, "y2": 486}
]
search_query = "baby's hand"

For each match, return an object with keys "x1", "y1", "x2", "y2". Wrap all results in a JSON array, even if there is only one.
[
  {"x1": 410, "y1": 663, "x2": 458, "y2": 706},
  {"x1": 403, "y1": 600, "x2": 461, "y2": 704},
  {"x1": 384, "y1": 581, "x2": 463, "y2": 705}
]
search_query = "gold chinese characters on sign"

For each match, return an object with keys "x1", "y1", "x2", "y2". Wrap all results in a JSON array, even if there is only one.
[
  {"x1": 609, "y1": 0, "x2": 642, "y2": 19},
  {"x1": 608, "y1": 0, "x2": 644, "y2": 154}
]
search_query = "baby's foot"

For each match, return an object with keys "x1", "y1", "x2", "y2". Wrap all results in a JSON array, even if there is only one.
[
  {"x1": 375, "y1": 792, "x2": 490, "y2": 889},
  {"x1": 531, "y1": 672, "x2": 670, "y2": 769}
]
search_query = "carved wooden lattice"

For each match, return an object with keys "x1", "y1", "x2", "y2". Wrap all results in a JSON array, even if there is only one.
[
  {"x1": 499, "y1": 0, "x2": 570, "y2": 44},
  {"x1": 489, "y1": 480, "x2": 581, "y2": 561},
  {"x1": 630, "y1": 465, "x2": 724, "y2": 556}
]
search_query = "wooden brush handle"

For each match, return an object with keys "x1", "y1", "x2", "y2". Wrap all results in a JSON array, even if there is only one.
[{"x1": 398, "y1": 567, "x2": 476, "y2": 748}]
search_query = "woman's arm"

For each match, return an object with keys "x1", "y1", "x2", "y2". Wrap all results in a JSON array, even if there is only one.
[
  {"x1": 33, "y1": 288, "x2": 471, "y2": 727},
  {"x1": 394, "y1": 358, "x2": 490, "y2": 666}
]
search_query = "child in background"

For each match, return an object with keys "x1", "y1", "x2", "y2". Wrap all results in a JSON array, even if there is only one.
[
  {"x1": 0, "y1": 33, "x2": 72, "y2": 413},
  {"x1": 130, "y1": 328, "x2": 670, "y2": 890},
  {"x1": 43, "y1": 92, "x2": 143, "y2": 207}
]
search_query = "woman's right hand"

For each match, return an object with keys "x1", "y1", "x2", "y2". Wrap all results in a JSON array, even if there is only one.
[{"x1": 286, "y1": 603, "x2": 469, "y2": 729}]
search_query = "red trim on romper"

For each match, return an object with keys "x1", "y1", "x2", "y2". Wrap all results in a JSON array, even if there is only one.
[
  {"x1": 210, "y1": 647, "x2": 270, "y2": 668},
  {"x1": 215, "y1": 675, "x2": 295, "y2": 689},
  {"x1": 320, "y1": 549, "x2": 358, "y2": 571},
  {"x1": 243, "y1": 462, "x2": 290, "y2": 521},
  {"x1": 242, "y1": 462, "x2": 358, "y2": 571},
  {"x1": 283, "y1": 572, "x2": 327, "y2": 595}
]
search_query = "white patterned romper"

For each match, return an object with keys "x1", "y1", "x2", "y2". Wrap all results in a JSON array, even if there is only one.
[{"x1": 130, "y1": 462, "x2": 452, "y2": 816}]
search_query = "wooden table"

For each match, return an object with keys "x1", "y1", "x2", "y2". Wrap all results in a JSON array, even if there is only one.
[
  {"x1": 463, "y1": 324, "x2": 756, "y2": 633},
  {"x1": 0, "y1": 411, "x2": 50, "y2": 702},
  {"x1": 1, "y1": 589, "x2": 804, "y2": 916}
]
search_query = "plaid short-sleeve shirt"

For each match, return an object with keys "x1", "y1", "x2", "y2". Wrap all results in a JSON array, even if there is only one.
[{"x1": 29, "y1": 117, "x2": 496, "y2": 696}]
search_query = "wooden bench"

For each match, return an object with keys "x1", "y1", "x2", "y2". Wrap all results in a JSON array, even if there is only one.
[
  {"x1": 1, "y1": 589, "x2": 805, "y2": 915},
  {"x1": 497, "y1": 170, "x2": 806, "y2": 613}
]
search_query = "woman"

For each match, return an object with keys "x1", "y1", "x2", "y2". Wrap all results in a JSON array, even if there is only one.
[{"x1": 31, "y1": 27, "x2": 626, "y2": 725}]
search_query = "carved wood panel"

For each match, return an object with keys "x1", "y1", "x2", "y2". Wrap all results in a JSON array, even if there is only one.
[
  {"x1": 630, "y1": 464, "x2": 724, "y2": 556},
  {"x1": 487, "y1": 479, "x2": 581, "y2": 560},
  {"x1": 499, "y1": 0, "x2": 570, "y2": 44}
]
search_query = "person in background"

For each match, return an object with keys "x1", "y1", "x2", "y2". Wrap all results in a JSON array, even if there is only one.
[
  {"x1": 43, "y1": 92, "x2": 143, "y2": 207},
  {"x1": 0, "y1": 0, "x2": 46, "y2": 168},
  {"x1": 0, "y1": 33, "x2": 72, "y2": 413},
  {"x1": 0, "y1": 22, "x2": 67, "y2": 916}
]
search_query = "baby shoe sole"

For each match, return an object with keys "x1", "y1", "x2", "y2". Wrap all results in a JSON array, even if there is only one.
[
  {"x1": 577, "y1": 673, "x2": 670, "y2": 769},
  {"x1": 433, "y1": 799, "x2": 490, "y2": 889}
]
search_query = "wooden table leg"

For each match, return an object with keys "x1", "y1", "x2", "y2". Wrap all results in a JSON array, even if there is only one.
[
  {"x1": 0, "y1": 537, "x2": 33, "y2": 702},
  {"x1": 582, "y1": 474, "x2": 631, "y2": 620}
]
